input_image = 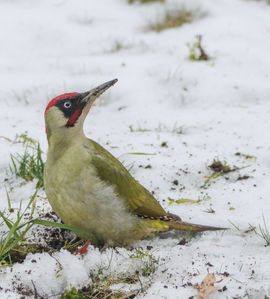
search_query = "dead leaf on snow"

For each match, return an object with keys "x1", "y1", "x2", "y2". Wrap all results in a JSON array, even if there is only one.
[{"x1": 194, "y1": 273, "x2": 216, "y2": 299}]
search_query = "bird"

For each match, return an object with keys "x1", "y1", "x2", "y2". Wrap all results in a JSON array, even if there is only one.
[{"x1": 44, "y1": 79, "x2": 224, "y2": 248}]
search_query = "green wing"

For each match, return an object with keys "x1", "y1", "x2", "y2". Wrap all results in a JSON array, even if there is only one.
[{"x1": 88, "y1": 139, "x2": 167, "y2": 217}]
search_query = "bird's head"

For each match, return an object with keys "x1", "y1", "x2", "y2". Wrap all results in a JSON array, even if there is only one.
[{"x1": 44, "y1": 79, "x2": 118, "y2": 142}]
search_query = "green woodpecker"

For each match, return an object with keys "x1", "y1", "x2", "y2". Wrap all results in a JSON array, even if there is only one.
[{"x1": 44, "y1": 79, "x2": 224, "y2": 247}]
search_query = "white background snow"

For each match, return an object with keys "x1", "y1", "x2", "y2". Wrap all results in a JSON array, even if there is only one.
[{"x1": 0, "y1": 0, "x2": 270, "y2": 298}]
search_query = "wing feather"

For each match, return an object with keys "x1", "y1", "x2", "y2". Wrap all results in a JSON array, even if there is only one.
[{"x1": 88, "y1": 139, "x2": 166, "y2": 217}]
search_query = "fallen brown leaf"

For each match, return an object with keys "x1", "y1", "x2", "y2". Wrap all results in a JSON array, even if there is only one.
[{"x1": 194, "y1": 273, "x2": 216, "y2": 299}]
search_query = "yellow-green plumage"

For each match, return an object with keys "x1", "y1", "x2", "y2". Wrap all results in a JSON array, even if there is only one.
[
  {"x1": 90, "y1": 140, "x2": 166, "y2": 218},
  {"x1": 44, "y1": 79, "x2": 224, "y2": 247}
]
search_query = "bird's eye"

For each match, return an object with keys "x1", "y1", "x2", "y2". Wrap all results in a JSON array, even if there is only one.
[{"x1": 63, "y1": 101, "x2": 72, "y2": 109}]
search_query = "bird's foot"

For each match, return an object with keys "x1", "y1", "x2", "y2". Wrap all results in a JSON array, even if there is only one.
[{"x1": 76, "y1": 240, "x2": 91, "y2": 255}]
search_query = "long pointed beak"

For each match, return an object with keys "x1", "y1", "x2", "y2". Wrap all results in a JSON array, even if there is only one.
[{"x1": 80, "y1": 78, "x2": 118, "y2": 105}]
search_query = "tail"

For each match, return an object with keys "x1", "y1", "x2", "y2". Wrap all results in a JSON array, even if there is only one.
[
  {"x1": 167, "y1": 219, "x2": 227, "y2": 232},
  {"x1": 139, "y1": 214, "x2": 227, "y2": 235}
]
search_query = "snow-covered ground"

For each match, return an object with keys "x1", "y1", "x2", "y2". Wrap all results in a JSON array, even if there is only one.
[{"x1": 1, "y1": 0, "x2": 270, "y2": 297}]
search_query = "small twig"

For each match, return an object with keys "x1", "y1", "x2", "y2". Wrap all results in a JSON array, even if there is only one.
[
  {"x1": 49, "y1": 252, "x2": 63, "y2": 272},
  {"x1": 102, "y1": 290, "x2": 114, "y2": 299},
  {"x1": 104, "y1": 248, "x2": 114, "y2": 270},
  {"x1": 0, "y1": 136, "x2": 14, "y2": 143},
  {"x1": 197, "y1": 35, "x2": 209, "y2": 60},
  {"x1": 244, "y1": 224, "x2": 256, "y2": 234},
  {"x1": 228, "y1": 220, "x2": 240, "y2": 231},
  {"x1": 31, "y1": 280, "x2": 42, "y2": 299},
  {"x1": 137, "y1": 272, "x2": 145, "y2": 293},
  {"x1": 121, "y1": 290, "x2": 140, "y2": 299}
]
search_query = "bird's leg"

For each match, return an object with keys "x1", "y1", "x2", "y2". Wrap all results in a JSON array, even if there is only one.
[{"x1": 76, "y1": 240, "x2": 91, "y2": 255}]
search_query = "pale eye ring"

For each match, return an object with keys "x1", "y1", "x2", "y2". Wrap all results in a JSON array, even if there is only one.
[{"x1": 63, "y1": 101, "x2": 72, "y2": 109}]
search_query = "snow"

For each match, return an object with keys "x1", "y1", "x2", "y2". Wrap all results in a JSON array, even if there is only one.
[{"x1": 1, "y1": 0, "x2": 270, "y2": 297}]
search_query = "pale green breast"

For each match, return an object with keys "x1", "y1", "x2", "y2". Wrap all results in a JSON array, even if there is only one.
[{"x1": 44, "y1": 143, "x2": 97, "y2": 226}]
